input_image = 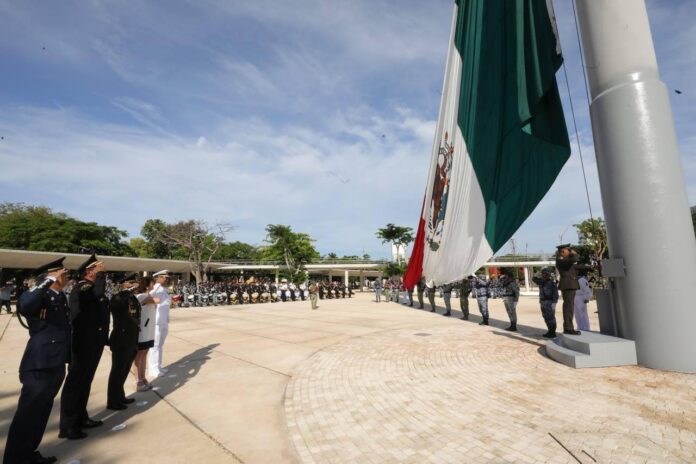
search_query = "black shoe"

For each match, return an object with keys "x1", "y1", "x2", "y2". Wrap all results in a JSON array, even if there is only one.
[
  {"x1": 430, "y1": 308, "x2": 436, "y2": 312},
  {"x1": 32, "y1": 451, "x2": 57, "y2": 463},
  {"x1": 419, "y1": 305, "x2": 424, "y2": 309},
  {"x1": 479, "y1": 318, "x2": 489, "y2": 326},
  {"x1": 81, "y1": 418, "x2": 103, "y2": 428},
  {"x1": 443, "y1": 312, "x2": 451, "y2": 317},
  {"x1": 460, "y1": 315, "x2": 469, "y2": 320},
  {"x1": 542, "y1": 331, "x2": 557, "y2": 338},
  {"x1": 505, "y1": 324, "x2": 517, "y2": 332},
  {"x1": 58, "y1": 429, "x2": 87, "y2": 440},
  {"x1": 121, "y1": 398, "x2": 136, "y2": 404},
  {"x1": 563, "y1": 329, "x2": 581, "y2": 335},
  {"x1": 107, "y1": 403, "x2": 127, "y2": 411},
  {"x1": 409, "y1": 303, "x2": 414, "y2": 307}
]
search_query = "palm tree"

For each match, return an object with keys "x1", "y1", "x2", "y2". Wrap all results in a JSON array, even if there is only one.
[{"x1": 376, "y1": 223, "x2": 414, "y2": 264}]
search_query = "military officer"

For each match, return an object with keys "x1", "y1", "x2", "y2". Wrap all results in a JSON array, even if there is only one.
[
  {"x1": 148, "y1": 270, "x2": 171, "y2": 378},
  {"x1": 441, "y1": 282, "x2": 453, "y2": 316},
  {"x1": 4, "y1": 258, "x2": 70, "y2": 464},
  {"x1": 533, "y1": 268, "x2": 559, "y2": 338},
  {"x1": 459, "y1": 277, "x2": 472, "y2": 320},
  {"x1": 107, "y1": 273, "x2": 141, "y2": 410},
  {"x1": 373, "y1": 278, "x2": 382, "y2": 302},
  {"x1": 308, "y1": 281, "x2": 319, "y2": 310},
  {"x1": 426, "y1": 280, "x2": 436, "y2": 312},
  {"x1": 500, "y1": 271, "x2": 520, "y2": 331},
  {"x1": 555, "y1": 244, "x2": 581, "y2": 335},
  {"x1": 416, "y1": 277, "x2": 425, "y2": 309},
  {"x1": 472, "y1": 275, "x2": 490, "y2": 325},
  {"x1": 60, "y1": 254, "x2": 108, "y2": 440}
]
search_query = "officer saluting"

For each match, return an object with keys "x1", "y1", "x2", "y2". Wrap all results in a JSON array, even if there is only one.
[
  {"x1": 4, "y1": 258, "x2": 70, "y2": 464},
  {"x1": 107, "y1": 273, "x2": 141, "y2": 410},
  {"x1": 59, "y1": 254, "x2": 109, "y2": 439}
]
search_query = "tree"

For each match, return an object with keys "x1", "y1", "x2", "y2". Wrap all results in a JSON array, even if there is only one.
[
  {"x1": 376, "y1": 223, "x2": 414, "y2": 263},
  {"x1": 325, "y1": 252, "x2": 338, "y2": 259},
  {"x1": 259, "y1": 224, "x2": 319, "y2": 277},
  {"x1": 574, "y1": 218, "x2": 608, "y2": 263},
  {"x1": 216, "y1": 241, "x2": 259, "y2": 261},
  {"x1": 0, "y1": 202, "x2": 134, "y2": 256},
  {"x1": 147, "y1": 219, "x2": 234, "y2": 283}
]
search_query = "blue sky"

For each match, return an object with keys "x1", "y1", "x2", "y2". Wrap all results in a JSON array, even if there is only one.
[{"x1": 0, "y1": 0, "x2": 694, "y2": 259}]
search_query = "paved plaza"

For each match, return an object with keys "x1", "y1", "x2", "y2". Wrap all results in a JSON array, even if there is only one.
[{"x1": 1, "y1": 293, "x2": 695, "y2": 463}]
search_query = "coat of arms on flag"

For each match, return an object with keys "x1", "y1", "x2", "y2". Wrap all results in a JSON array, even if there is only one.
[{"x1": 427, "y1": 131, "x2": 454, "y2": 252}]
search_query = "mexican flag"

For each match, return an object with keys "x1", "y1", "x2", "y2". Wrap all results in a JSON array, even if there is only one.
[{"x1": 404, "y1": 0, "x2": 570, "y2": 287}]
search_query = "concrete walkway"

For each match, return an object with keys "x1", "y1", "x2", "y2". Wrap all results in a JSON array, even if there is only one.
[{"x1": 1, "y1": 293, "x2": 694, "y2": 463}]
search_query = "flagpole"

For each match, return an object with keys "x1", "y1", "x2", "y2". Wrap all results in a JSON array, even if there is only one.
[{"x1": 576, "y1": 0, "x2": 696, "y2": 372}]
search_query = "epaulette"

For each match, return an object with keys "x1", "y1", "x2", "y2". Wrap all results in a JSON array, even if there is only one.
[{"x1": 79, "y1": 281, "x2": 93, "y2": 291}]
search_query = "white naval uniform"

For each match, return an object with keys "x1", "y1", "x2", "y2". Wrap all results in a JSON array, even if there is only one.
[
  {"x1": 148, "y1": 283, "x2": 171, "y2": 376},
  {"x1": 573, "y1": 276, "x2": 592, "y2": 331}
]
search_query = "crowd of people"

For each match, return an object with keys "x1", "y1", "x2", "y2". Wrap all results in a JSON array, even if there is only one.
[
  {"x1": 3, "y1": 255, "x2": 173, "y2": 464},
  {"x1": 3, "y1": 244, "x2": 592, "y2": 463},
  {"x1": 378, "y1": 244, "x2": 593, "y2": 338},
  {"x1": 172, "y1": 277, "x2": 354, "y2": 307}
]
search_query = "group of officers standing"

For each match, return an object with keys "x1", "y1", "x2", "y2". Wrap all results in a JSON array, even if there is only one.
[
  {"x1": 384, "y1": 244, "x2": 592, "y2": 338},
  {"x1": 175, "y1": 277, "x2": 353, "y2": 307},
  {"x1": 3, "y1": 255, "x2": 172, "y2": 464}
]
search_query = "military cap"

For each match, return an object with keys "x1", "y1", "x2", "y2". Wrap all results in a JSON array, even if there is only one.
[
  {"x1": 152, "y1": 270, "x2": 171, "y2": 277},
  {"x1": 77, "y1": 254, "x2": 100, "y2": 273},
  {"x1": 117, "y1": 272, "x2": 138, "y2": 284},
  {"x1": 556, "y1": 243, "x2": 573, "y2": 250},
  {"x1": 35, "y1": 257, "x2": 66, "y2": 276}
]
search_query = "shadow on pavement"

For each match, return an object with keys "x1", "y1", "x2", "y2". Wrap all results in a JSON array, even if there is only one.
[{"x1": 38, "y1": 343, "x2": 219, "y2": 461}]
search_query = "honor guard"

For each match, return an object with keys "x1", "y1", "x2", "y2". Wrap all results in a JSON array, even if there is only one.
[
  {"x1": 60, "y1": 254, "x2": 108, "y2": 440},
  {"x1": 533, "y1": 268, "x2": 559, "y2": 338},
  {"x1": 459, "y1": 278, "x2": 472, "y2": 320},
  {"x1": 426, "y1": 280, "x2": 436, "y2": 312},
  {"x1": 441, "y1": 283, "x2": 453, "y2": 316},
  {"x1": 500, "y1": 271, "x2": 520, "y2": 331},
  {"x1": 373, "y1": 278, "x2": 382, "y2": 303},
  {"x1": 106, "y1": 273, "x2": 141, "y2": 410},
  {"x1": 4, "y1": 258, "x2": 70, "y2": 464},
  {"x1": 471, "y1": 275, "x2": 490, "y2": 325},
  {"x1": 416, "y1": 277, "x2": 425, "y2": 309}
]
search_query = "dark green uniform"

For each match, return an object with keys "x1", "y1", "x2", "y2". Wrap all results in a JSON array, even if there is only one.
[{"x1": 458, "y1": 279, "x2": 471, "y2": 320}]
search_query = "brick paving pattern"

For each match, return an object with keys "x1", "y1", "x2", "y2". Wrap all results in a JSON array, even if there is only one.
[{"x1": 285, "y1": 323, "x2": 696, "y2": 463}]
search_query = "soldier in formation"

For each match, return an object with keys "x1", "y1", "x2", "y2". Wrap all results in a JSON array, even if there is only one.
[
  {"x1": 499, "y1": 271, "x2": 520, "y2": 331},
  {"x1": 533, "y1": 268, "x2": 559, "y2": 338},
  {"x1": 458, "y1": 277, "x2": 472, "y2": 320},
  {"x1": 555, "y1": 244, "x2": 581, "y2": 335},
  {"x1": 471, "y1": 275, "x2": 490, "y2": 325}
]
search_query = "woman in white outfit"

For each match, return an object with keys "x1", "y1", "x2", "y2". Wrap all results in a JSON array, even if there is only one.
[
  {"x1": 134, "y1": 277, "x2": 158, "y2": 391},
  {"x1": 574, "y1": 268, "x2": 593, "y2": 331},
  {"x1": 148, "y1": 271, "x2": 171, "y2": 377}
]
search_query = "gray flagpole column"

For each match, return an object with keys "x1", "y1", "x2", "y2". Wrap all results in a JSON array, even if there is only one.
[{"x1": 577, "y1": 0, "x2": 696, "y2": 372}]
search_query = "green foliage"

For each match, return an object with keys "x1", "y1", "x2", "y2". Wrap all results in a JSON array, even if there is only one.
[
  {"x1": 216, "y1": 241, "x2": 259, "y2": 261},
  {"x1": 376, "y1": 223, "x2": 414, "y2": 263},
  {"x1": 383, "y1": 261, "x2": 407, "y2": 277},
  {"x1": 260, "y1": 224, "x2": 319, "y2": 274},
  {"x1": 0, "y1": 202, "x2": 134, "y2": 256},
  {"x1": 574, "y1": 218, "x2": 608, "y2": 261},
  {"x1": 140, "y1": 219, "x2": 183, "y2": 258}
]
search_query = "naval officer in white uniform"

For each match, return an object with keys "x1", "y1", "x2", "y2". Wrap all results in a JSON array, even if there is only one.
[{"x1": 148, "y1": 270, "x2": 171, "y2": 377}]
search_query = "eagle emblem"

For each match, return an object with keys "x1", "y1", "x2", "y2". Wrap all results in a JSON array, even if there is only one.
[{"x1": 427, "y1": 131, "x2": 455, "y2": 251}]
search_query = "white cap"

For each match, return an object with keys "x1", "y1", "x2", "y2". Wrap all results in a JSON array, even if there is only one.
[{"x1": 153, "y1": 270, "x2": 170, "y2": 277}]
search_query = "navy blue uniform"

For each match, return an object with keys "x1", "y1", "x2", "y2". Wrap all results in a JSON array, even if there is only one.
[
  {"x1": 4, "y1": 278, "x2": 71, "y2": 464},
  {"x1": 59, "y1": 274, "x2": 109, "y2": 434}
]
